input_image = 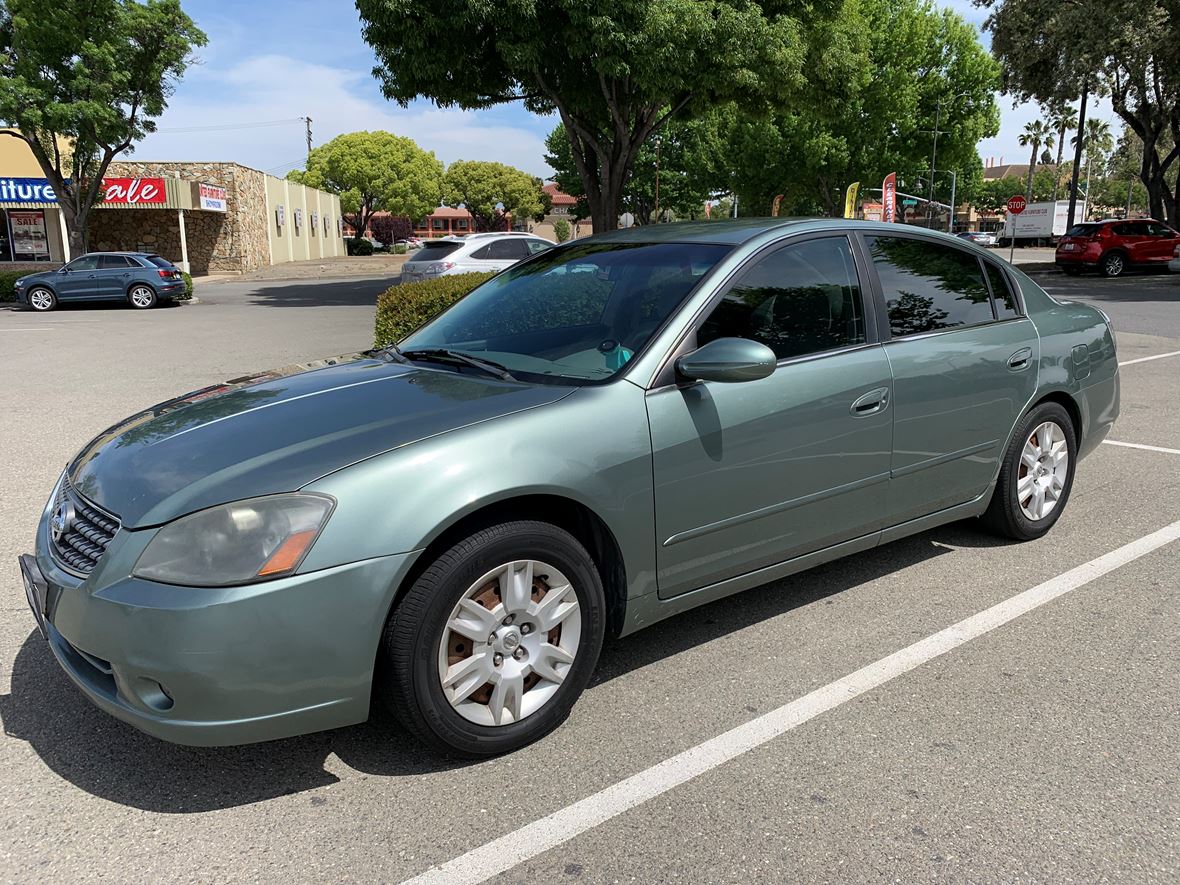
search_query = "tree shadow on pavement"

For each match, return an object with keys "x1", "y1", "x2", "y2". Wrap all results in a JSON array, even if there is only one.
[
  {"x1": 0, "y1": 521, "x2": 1007, "y2": 814},
  {"x1": 228, "y1": 278, "x2": 401, "y2": 309}
]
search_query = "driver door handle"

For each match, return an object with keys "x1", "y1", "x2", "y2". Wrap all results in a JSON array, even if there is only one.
[{"x1": 850, "y1": 387, "x2": 889, "y2": 417}]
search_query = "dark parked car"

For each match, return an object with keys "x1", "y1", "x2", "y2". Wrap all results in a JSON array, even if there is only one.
[
  {"x1": 1055, "y1": 218, "x2": 1180, "y2": 277},
  {"x1": 14, "y1": 252, "x2": 186, "y2": 311}
]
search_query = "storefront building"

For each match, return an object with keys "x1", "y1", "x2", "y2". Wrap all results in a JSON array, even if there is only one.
[{"x1": 0, "y1": 134, "x2": 345, "y2": 273}]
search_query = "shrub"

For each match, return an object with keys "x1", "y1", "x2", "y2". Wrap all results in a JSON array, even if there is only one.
[
  {"x1": 347, "y1": 237, "x2": 375, "y2": 256},
  {"x1": 374, "y1": 272, "x2": 494, "y2": 347},
  {"x1": 393, "y1": 243, "x2": 407, "y2": 254},
  {"x1": 552, "y1": 218, "x2": 571, "y2": 243},
  {"x1": 180, "y1": 271, "x2": 194, "y2": 300},
  {"x1": 0, "y1": 270, "x2": 24, "y2": 302}
]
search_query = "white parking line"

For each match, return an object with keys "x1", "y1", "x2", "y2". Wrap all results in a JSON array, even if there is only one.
[
  {"x1": 0, "y1": 328, "x2": 54, "y2": 332},
  {"x1": 1103, "y1": 439, "x2": 1180, "y2": 456},
  {"x1": 1119, "y1": 349, "x2": 1180, "y2": 367},
  {"x1": 401, "y1": 519, "x2": 1180, "y2": 885}
]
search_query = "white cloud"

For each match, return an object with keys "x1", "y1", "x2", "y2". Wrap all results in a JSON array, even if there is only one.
[{"x1": 130, "y1": 54, "x2": 554, "y2": 180}]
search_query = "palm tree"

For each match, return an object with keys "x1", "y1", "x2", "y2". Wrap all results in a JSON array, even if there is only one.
[
  {"x1": 1019, "y1": 120, "x2": 1055, "y2": 200},
  {"x1": 1072, "y1": 119, "x2": 1114, "y2": 213},
  {"x1": 1049, "y1": 103, "x2": 1077, "y2": 201}
]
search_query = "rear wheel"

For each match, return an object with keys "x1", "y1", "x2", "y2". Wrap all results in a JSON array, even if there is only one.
[
  {"x1": 27, "y1": 287, "x2": 57, "y2": 311},
  {"x1": 1101, "y1": 251, "x2": 1127, "y2": 278},
  {"x1": 379, "y1": 520, "x2": 606, "y2": 756},
  {"x1": 128, "y1": 284, "x2": 157, "y2": 309},
  {"x1": 981, "y1": 402, "x2": 1076, "y2": 541}
]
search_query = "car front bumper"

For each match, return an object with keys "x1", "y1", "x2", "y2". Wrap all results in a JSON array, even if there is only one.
[{"x1": 21, "y1": 526, "x2": 418, "y2": 746}]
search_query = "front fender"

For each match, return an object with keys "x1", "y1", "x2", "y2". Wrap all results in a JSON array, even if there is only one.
[{"x1": 299, "y1": 383, "x2": 658, "y2": 601}]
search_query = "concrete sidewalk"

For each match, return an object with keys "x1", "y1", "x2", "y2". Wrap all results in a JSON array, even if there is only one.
[{"x1": 194, "y1": 254, "x2": 409, "y2": 285}]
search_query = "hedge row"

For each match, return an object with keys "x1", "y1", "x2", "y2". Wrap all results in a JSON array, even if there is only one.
[{"x1": 374, "y1": 272, "x2": 494, "y2": 347}]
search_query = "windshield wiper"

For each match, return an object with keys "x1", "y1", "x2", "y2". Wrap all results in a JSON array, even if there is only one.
[
  {"x1": 366, "y1": 343, "x2": 409, "y2": 363},
  {"x1": 399, "y1": 348, "x2": 516, "y2": 381}
]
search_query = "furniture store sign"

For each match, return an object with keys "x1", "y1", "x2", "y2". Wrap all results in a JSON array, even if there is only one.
[
  {"x1": 0, "y1": 176, "x2": 167, "y2": 205},
  {"x1": 197, "y1": 182, "x2": 227, "y2": 212}
]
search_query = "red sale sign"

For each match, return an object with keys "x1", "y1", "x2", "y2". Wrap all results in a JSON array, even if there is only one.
[{"x1": 102, "y1": 177, "x2": 166, "y2": 205}]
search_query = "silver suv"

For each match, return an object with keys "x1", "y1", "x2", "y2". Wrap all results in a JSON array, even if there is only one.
[{"x1": 400, "y1": 232, "x2": 554, "y2": 283}]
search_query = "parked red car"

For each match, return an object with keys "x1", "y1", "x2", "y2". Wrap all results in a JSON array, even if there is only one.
[{"x1": 1056, "y1": 218, "x2": 1180, "y2": 277}]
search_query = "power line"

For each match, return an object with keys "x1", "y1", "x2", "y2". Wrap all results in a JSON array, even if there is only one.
[
  {"x1": 154, "y1": 118, "x2": 306, "y2": 134},
  {"x1": 264, "y1": 158, "x2": 307, "y2": 174}
]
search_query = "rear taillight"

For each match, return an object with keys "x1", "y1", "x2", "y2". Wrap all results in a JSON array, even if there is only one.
[{"x1": 157, "y1": 269, "x2": 179, "y2": 279}]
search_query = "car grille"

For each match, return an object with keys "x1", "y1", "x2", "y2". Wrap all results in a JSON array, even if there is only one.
[{"x1": 49, "y1": 479, "x2": 120, "y2": 576}]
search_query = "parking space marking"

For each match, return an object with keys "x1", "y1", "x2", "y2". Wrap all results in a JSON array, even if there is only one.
[
  {"x1": 1103, "y1": 439, "x2": 1180, "y2": 456},
  {"x1": 401, "y1": 519, "x2": 1180, "y2": 885},
  {"x1": 1119, "y1": 349, "x2": 1180, "y2": 367},
  {"x1": 0, "y1": 328, "x2": 54, "y2": 332}
]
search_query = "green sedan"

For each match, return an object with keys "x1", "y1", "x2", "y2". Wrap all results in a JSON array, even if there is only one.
[{"x1": 19, "y1": 219, "x2": 1119, "y2": 756}]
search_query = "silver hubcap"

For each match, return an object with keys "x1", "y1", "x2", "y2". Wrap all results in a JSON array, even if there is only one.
[
  {"x1": 1106, "y1": 256, "x2": 1123, "y2": 274},
  {"x1": 1018, "y1": 421, "x2": 1069, "y2": 521},
  {"x1": 30, "y1": 289, "x2": 52, "y2": 310},
  {"x1": 438, "y1": 559, "x2": 581, "y2": 727},
  {"x1": 130, "y1": 287, "x2": 153, "y2": 307}
]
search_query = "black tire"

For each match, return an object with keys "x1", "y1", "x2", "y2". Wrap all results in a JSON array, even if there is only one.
[
  {"x1": 980, "y1": 402, "x2": 1077, "y2": 541},
  {"x1": 379, "y1": 520, "x2": 606, "y2": 757},
  {"x1": 1101, "y1": 251, "x2": 1127, "y2": 278},
  {"x1": 127, "y1": 284, "x2": 158, "y2": 309},
  {"x1": 27, "y1": 286, "x2": 57, "y2": 312}
]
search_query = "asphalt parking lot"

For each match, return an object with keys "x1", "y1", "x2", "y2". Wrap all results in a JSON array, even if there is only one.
[{"x1": 1, "y1": 269, "x2": 1177, "y2": 884}]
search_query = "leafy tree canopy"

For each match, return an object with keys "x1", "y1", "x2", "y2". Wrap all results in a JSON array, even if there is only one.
[
  {"x1": 0, "y1": 0, "x2": 206, "y2": 253},
  {"x1": 979, "y1": 0, "x2": 1180, "y2": 224},
  {"x1": 721, "y1": 0, "x2": 999, "y2": 217},
  {"x1": 442, "y1": 160, "x2": 543, "y2": 231},
  {"x1": 357, "y1": 0, "x2": 859, "y2": 231},
  {"x1": 288, "y1": 130, "x2": 443, "y2": 236}
]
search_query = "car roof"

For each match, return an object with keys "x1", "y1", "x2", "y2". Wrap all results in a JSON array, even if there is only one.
[{"x1": 78, "y1": 251, "x2": 157, "y2": 257}]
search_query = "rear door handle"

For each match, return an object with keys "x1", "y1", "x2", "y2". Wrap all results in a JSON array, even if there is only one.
[
  {"x1": 1007, "y1": 348, "x2": 1033, "y2": 371},
  {"x1": 850, "y1": 387, "x2": 889, "y2": 416}
]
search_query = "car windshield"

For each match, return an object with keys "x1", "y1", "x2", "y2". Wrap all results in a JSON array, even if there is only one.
[
  {"x1": 400, "y1": 241, "x2": 731, "y2": 385},
  {"x1": 409, "y1": 241, "x2": 462, "y2": 262},
  {"x1": 1065, "y1": 223, "x2": 1102, "y2": 237}
]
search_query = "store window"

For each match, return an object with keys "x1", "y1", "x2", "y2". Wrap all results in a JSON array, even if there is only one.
[{"x1": 1, "y1": 209, "x2": 51, "y2": 262}]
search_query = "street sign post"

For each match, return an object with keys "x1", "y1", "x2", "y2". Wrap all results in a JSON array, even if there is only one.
[{"x1": 1006, "y1": 195, "x2": 1027, "y2": 263}]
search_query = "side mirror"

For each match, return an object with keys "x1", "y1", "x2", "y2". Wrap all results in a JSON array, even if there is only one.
[{"x1": 675, "y1": 337, "x2": 777, "y2": 384}]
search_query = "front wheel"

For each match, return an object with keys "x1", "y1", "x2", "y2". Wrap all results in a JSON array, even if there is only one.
[
  {"x1": 980, "y1": 402, "x2": 1077, "y2": 541},
  {"x1": 27, "y1": 287, "x2": 57, "y2": 311},
  {"x1": 128, "y1": 284, "x2": 158, "y2": 309},
  {"x1": 379, "y1": 520, "x2": 606, "y2": 756},
  {"x1": 1101, "y1": 252, "x2": 1127, "y2": 278}
]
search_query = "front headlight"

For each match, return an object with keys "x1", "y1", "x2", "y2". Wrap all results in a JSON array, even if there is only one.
[{"x1": 133, "y1": 494, "x2": 334, "y2": 587}]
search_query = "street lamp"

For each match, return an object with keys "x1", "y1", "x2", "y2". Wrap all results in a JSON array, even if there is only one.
[{"x1": 923, "y1": 91, "x2": 971, "y2": 226}]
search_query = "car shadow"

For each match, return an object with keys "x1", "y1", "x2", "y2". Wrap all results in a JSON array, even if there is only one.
[
  {"x1": 0, "y1": 521, "x2": 1006, "y2": 814},
  {"x1": 228, "y1": 278, "x2": 401, "y2": 309}
]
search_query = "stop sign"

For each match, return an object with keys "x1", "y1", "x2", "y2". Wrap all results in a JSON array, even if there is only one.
[{"x1": 1007, "y1": 195, "x2": 1027, "y2": 214}]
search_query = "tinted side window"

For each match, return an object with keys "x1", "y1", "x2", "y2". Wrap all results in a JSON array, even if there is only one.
[
  {"x1": 526, "y1": 239, "x2": 551, "y2": 254},
  {"x1": 985, "y1": 263, "x2": 1019, "y2": 319},
  {"x1": 866, "y1": 236, "x2": 994, "y2": 336},
  {"x1": 493, "y1": 239, "x2": 531, "y2": 260},
  {"x1": 698, "y1": 237, "x2": 866, "y2": 360},
  {"x1": 66, "y1": 256, "x2": 99, "y2": 271},
  {"x1": 98, "y1": 255, "x2": 132, "y2": 269},
  {"x1": 470, "y1": 244, "x2": 494, "y2": 260}
]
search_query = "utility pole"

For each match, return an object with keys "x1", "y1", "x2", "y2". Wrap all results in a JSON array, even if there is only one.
[
  {"x1": 927, "y1": 101, "x2": 943, "y2": 225},
  {"x1": 1066, "y1": 83, "x2": 1088, "y2": 229},
  {"x1": 654, "y1": 137, "x2": 661, "y2": 223},
  {"x1": 303, "y1": 116, "x2": 313, "y2": 161}
]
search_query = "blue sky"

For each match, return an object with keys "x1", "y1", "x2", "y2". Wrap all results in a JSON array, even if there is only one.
[{"x1": 133, "y1": 0, "x2": 1120, "y2": 180}]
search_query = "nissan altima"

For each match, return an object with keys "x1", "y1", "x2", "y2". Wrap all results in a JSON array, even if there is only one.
[{"x1": 19, "y1": 219, "x2": 1119, "y2": 756}]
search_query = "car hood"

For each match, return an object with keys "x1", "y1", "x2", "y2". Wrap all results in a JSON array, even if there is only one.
[
  {"x1": 68, "y1": 354, "x2": 575, "y2": 528},
  {"x1": 17, "y1": 269, "x2": 60, "y2": 284}
]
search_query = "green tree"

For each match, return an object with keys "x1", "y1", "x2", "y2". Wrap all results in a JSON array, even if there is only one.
[
  {"x1": 357, "y1": 0, "x2": 863, "y2": 232},
  {"x1": 1047, "y1": 101, "x2": 1077, "y2": 200},
  {"x1": 443, "y1": 161, "x2": 543, "y2": 232},
  {"x1": 545, "y1": 116, "x2": 725, "y2": 225},
  {"x1": 0, "y1": 0, "x2": 206, "y2": 255},
  {"x1": 1018, "y1": 119, "x2": 1054, "y2": 200},
  {"x1": 980, "y1": 0, "x2": 1180, "y2": 225},
  {"x1": 552, "y1": 218, "x2": 571, "y2": 243},
  {"x1": 718, "y1": 0, "x2": 999, "y2": 218},
  {"x1": 288, "y1": 131, "x2": 443, "y2": 240}
]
